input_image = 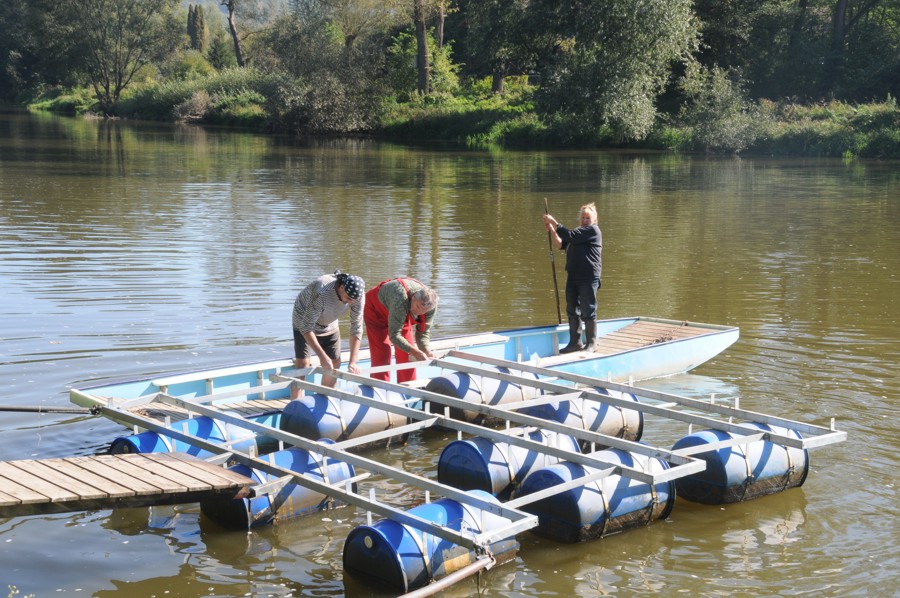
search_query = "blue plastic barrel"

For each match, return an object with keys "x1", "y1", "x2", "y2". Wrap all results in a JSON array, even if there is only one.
[
  {"x1": 423, "y1": 367, "x2": 543, "y2": 424},
  {"x1": 342, "y1": 489, "x2": 519, "y2": 593},
  {"x1": 515, "y1": 448, "x2": 675, "y2": 543},
  {"x1": 279, "y1": 385, "x2": 410, "y2": 447},
  {"x1": 671, "y1": 422, "x2": 809, "y2": 504},
  {"x1": 200, "y1": 442, "x2": 356, "y2": 529},
  {"x1": 437, "y1": 429, "x2": 581, "y2": 500},
  {"x1": 519, "y1": 388, "x2": 644, "y2": 443},
  {"x1": 109, "y1": 413, "x2": 261, "y2": 458}
]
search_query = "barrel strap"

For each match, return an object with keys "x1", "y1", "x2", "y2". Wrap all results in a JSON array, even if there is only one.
[
  {"x1": 405, "y1": 521, "x2": 435, "y2": 581},
  {"x1": 494, "y1": 441, "x2": 516, "y2": 490},
  {"x1": 469, "y1": 374, "x2": 485, "y2": 406},
  {"x1": 325, "y1": 394, "x2": 349, "y2": 441},
  {"x1": 597, "y1": 477, "x2": 612, "y2": 537},
  {"x1": 779, "y1": 443, "x2": 796, "y2": 492},
  {"x1": 642, "y1": 458, "x2": 660, "y2": 525},
  {"x1": 617, "y1": 396, "x2": 630, "y2": 438},
  {"x1": 313, "y1": 451, "x2": 334, "y2": 509},
  {"x1": 381, "y1": 388, "x2": 396, "y2": 430},
  {"x1": 158, "y1": 431, "x2": 174, "y2": 453},
  {"x1": 738, "y1": 441, "x2": 753, "y2": 502}
]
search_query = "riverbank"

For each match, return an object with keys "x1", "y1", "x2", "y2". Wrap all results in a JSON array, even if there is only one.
[{"x1": 24, "y1": 77, "x2": 900, "y2": 159}]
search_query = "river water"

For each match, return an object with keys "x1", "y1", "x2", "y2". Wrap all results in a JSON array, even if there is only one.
[{"x1": 0, "y1": 107, "x2": 897, "y2": 597}]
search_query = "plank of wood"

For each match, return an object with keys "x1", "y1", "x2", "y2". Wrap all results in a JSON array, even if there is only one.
[
  {"x1": 611, "y1": 328, "x2": 703, "y2": 341},
  {"x1": 0, "y1": 462, "x2": 78, "y2": 502},
  {"x1": 0, "y1": 454, "x2": 255, "y2": 518},
  {"x1": 90, "y1": 454, "x2": 188, "y2": 494},
  {"x1": 164, "y1": 453, "x2": 253, "y2": 489},
  {"x1": 8, "y1": 460, "x2": 108, "y2": 501},
  {"x1": 121, "y1": 454, "x2": 213, "y2": 492},
  {"x1": 63, "y1": 455, "x2": 164, "y2": 496},
  {"x1": 49, "y1": 458, "x2": 135, "y2": 498},
  {"x1": 0, "y1": 488, "x2": 20, "y2": 507}
]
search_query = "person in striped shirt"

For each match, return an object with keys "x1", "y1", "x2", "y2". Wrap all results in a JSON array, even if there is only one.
[{"x1": 291, "y1": 270, "x2": 365, "y2": 396}]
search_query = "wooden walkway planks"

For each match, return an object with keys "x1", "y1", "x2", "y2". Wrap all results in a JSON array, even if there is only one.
[
  {"x1": 133, "y1": 398, "x2": 291, "y2": 424},
  {"x1": 592, "y1": 320, "x2": 708, "y2": 356},
  {"x1": 538, "y1": 319, "x2": 716, "y2": 364},
  {"x1": 0, "y1": 453, "x2": 254, "y2": 518}
]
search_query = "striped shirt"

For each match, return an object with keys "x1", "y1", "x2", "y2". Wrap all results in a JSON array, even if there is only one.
[{"x1": 292, "y1": 274, "x2": 364, "y2": 338}]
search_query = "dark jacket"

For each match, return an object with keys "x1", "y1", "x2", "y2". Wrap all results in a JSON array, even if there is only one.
[{"x1": 557, "y1": 223, "x2": 602, "y2": 281}]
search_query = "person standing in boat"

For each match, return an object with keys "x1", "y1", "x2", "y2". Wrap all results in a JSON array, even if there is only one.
[
  {"x1": 291, "y1": 270, "x2": 365, "y2": 397},
  {"x1": 543, "y1": 202, "x2": 602, "y2": 353},
  {"x1": 364, "y1": 278, "x2": 439, "y2": 384}
]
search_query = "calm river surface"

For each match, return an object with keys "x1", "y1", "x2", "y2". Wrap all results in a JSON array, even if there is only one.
[{"x1": 0, "y1": 107, "x2": 897, "y2": 597}]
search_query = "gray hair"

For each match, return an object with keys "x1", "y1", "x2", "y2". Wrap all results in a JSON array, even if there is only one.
[{"x1": 412, "y1": 288, "x2": 439, "y2": 311}]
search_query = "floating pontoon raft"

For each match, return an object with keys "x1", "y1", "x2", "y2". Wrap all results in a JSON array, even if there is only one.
[{"x1": 63, "y1": 336, "x2": 845, "y2": 595}]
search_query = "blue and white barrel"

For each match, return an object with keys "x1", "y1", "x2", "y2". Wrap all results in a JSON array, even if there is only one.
[
  {"x1": 280, "y1": 385, "x2": 410, "y2": 446},
  {"x1": 671, "y1": 422, "x2": 809, "y2": 504},
  {"x1": 109, "y1": 413, "x2": 262, "y2": 458},
  {"x1": 342, "y1": 490, "x2": 519, "y2": 593},
  {"x1": 515, "y1": 448, "x2": 675, "y2": 543},
  {"x1": 200, "y1": 442, "x2": 356, "y2": 529},
  {"x1": 423, "y1": 366, "x2": 543, "y2": 424},
  {"x1": 437, "y1": 429, "x2": 581, "y2": 500},
  {"x1": 519, "y1": 388, "x2": 644, "y2": 444}
]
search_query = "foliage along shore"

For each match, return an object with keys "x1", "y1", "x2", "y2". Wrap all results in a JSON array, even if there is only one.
[
  {"x1": 27, "y1": 73, "x2": 900, "y2": 160},
  {"x1": 8, "y1": 1, "x2": 899, "y2": 160}
]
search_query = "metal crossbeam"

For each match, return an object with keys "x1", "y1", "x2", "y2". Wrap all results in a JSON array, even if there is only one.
[{"x1": 442, "y1": 351, "x2": 847, "y2": 449}]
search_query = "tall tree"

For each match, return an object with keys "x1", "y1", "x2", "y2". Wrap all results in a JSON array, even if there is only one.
[
  {"x1": 413, "y1": 0, "x2": 430, "y2": 94},
  {"x1": 221, "y1": 0, "x2": 246, "y2": 66},
  {"x1": 524, "y1": 0, "x2": 700, "y2": 140},
  {"x1": 464, "y1": 0, "x2": 531, "y2": 94},
  {"x1": 53, "y1": 0, "x2": 179, "y2": 114},
  {"x1": 827, "y1": 0, "x2": 884, "y2": 86},
  {"x1": 188, "y1": 4, "x2": 208, "y2": 53}
]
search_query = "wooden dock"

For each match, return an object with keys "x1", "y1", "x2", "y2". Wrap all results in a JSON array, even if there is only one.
[{"x1": 0, "y1": 453, "x2": 254, "y2": 518}]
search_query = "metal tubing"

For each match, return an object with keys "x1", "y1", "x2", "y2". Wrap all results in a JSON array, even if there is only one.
[{"x1": 398, "y1": 555, "x2": 495, "y2": 598}]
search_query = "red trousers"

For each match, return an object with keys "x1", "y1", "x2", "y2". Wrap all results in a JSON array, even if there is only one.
[{"x1": 364, "y1": 281, "x2": 419, "y2": 383}]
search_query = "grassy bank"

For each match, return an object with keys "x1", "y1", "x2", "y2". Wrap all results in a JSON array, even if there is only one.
[{"x1": 26, "y1": 76, "x2": 900, "y2": 159}]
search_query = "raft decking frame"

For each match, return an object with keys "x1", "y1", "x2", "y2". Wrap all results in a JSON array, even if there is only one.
[
  {"x1": 63, "y1": 349, "x2": 846, "y2": 551},
  {"x1": 0, "y1": 453, "x2": 254, "y2": 518}
]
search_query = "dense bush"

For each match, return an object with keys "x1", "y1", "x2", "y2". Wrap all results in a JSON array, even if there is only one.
[
  {"x1": 750, "y1": 98, "x2": 900, "y2": 158},
  {"x1": 27, "y1": 87, "x2": 97, "y2": 115},
  {"x1": 116, "y1": 67, "x2": 281, "y2": 125}
]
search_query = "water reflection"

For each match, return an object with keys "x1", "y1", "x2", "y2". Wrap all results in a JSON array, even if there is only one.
[{"x1": 0, "y1": 111, "x2": 896, "y2": 597}]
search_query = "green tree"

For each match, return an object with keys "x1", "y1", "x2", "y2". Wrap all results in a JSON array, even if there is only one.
[
  {"x1": 386, "y1": 30, "x2": 459, "y2": 99},
  {"x1": 51, "y1": 0, "x2": 179, "y2": 113},
  {"x1": 678, "y1": 63, "x2": 763, "y2": 153},
  {"x1": 263, "y1": 7, "x2": 387, "y2": 133},
  {"x1": 523, "y1": 0, "x2": 700, "y2": 141},
  {"x1": 693, "y1": 0, "x2": 900, "y2": 102},
  {"x1": 188, "y1": 4, "x2": 208, "y2": 53},
  {"x1": 0, "y1": 0, "x2": 85, "y2": 99},
  {"x1": 220, "y1": 1, "x2": 246, "y2": 67},
  {"x1": 414, "y1": 0, "x2": 430, "y2": 94},
  {"x1": 304, "y1": 0, "x2": 406, "y2": 51},
  {"x1": 463, "y1": 0, "x2": 531, "y2": 94},
  {"x1": 208, "y1": 31, "x2": 238, "y2": 70}
]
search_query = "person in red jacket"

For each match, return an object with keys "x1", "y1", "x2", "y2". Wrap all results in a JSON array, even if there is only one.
[{"x1": 363, "y1": 278, "x2": 439, "y2": 383}]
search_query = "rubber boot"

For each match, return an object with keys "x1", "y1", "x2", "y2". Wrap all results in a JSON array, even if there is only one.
[
  {"x1": 559, "y1": 318, "x2": 584, "y2": 354},
  {"x1": 583, "y1": 319, "x2": 597, "y2": 352}
]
